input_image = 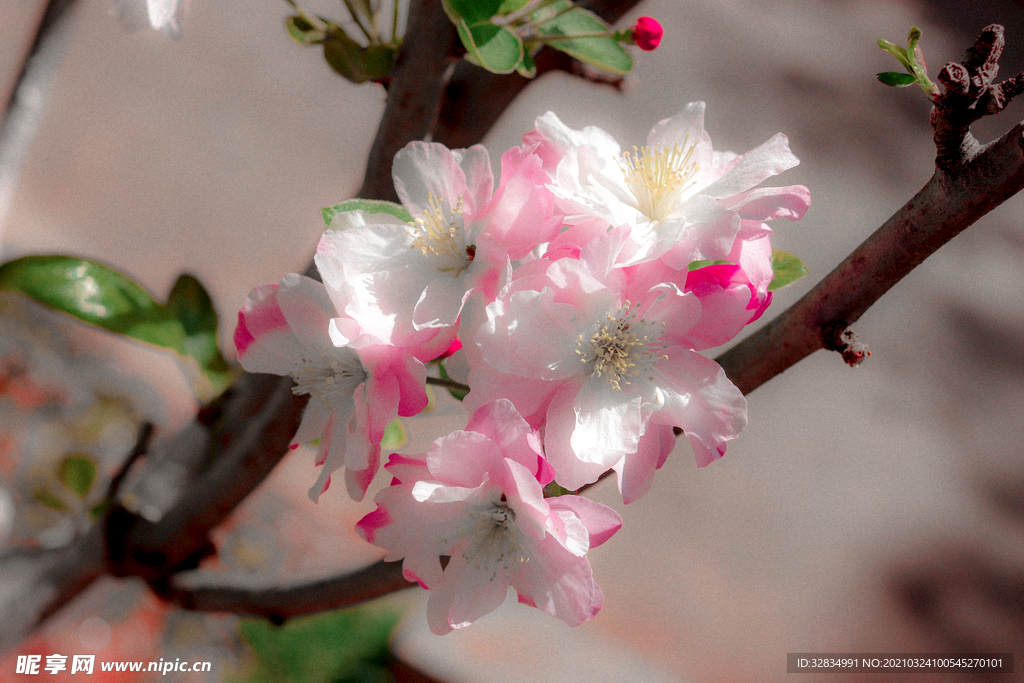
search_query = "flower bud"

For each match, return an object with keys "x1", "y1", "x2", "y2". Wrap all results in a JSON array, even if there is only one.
[{"x1": 631, "y1": 16, "x2": 663, "y2": 51}]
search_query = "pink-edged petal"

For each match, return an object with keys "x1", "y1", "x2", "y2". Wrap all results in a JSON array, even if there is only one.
[
  {"x1": 274, "y1": 273, "x2": 337, "y2": 350},
  {"x1": 721, "y1": 184, "x2": 811, "y2": 221},
  {"x1": 701, "y1": 133, "x2": 800, "y2": 199},
  {"x1": 480, "y1": 146, "x2": 560, "y2": 259},
  {"x1": 465, "y1": 400, "x2": 545, "y2": 476},
  {"x1": 653, "y1": 350, "x2": 746, "y2": 467},
  {"x1": 611, "y1": 423, "x2": 675, "y2": 504},
  {"x1": 235, "y1": 283, "x2": 304, "y2": 375},
  {"x1": 547, "y1": 495, "x2": 622, "y2": 548},
  {"x1": 427, "y1": 537, "x2": 511, "y2": 634},
  {"x1": 427, "y1": 430, "x2": 503, "y2": 489},
  {"x1": 393, "y1": 142, "x2": 493, "y2": 218},
  {"x1": 544, "y1": 382, "x2": 609, "y2": 490},
  {"x1": 412, "y1": 274, "x2": 473, "y2": 330},
  {"x1": 509, "y1": 532, "x2": 604, "y2": 627},
  {"x1": 571, "y1": 378, "x2": 644, "y2": 465}
]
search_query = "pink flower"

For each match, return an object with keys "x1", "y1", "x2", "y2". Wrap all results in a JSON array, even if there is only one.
[
  {"x1": 530, "y1": 103, "x2": 810, "y2": 270},
  {"x1": 357, "y1": 400, "x2": 622, "y2": 634},
  {"x1": 631, "y1": 17, "x2": 663, "y2": 51},
  {"x1": 234, "y1": 273, "x2": 427, "y2": 502},
  {"x1": 315, "y1": 141, "x2": 562, "y2": 360},
  {"x1": 468, "y1": 229, "x2": 747, "y2": 502}
]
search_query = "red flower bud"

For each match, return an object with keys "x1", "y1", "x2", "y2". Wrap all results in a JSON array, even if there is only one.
[{"x1": 632, "y1": 16, "x2": 663, "y2": 51}]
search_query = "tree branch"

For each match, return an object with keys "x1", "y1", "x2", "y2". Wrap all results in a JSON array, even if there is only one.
[
  {"x1": 717, "y1": 117, "x2": 1024, "y2": 395},
  {"x1": 161, "y1": 560, "x2": 413, "y2": 623},
  {"x1": 0, "y1": 0, "x2": 79, "y2": 232},
  {"x1": 431, "y1": 0, "x2": 644, "y2": 149},
  {"x1": 356, "y1": 0, "x2": 458, "y2": 202}
]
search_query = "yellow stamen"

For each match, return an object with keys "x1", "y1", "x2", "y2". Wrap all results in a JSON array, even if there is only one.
[
  {"x1": 408, "y1": 194, "x2": 473, "y2": 274},
  {"x1": 620, "y1": 136, "x2": 699, "y2": 222},
  {"x1": 576, "y1": 301, "x2": 667, "y2": 390}
]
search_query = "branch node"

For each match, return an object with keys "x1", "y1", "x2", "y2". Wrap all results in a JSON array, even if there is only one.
[
  {"x1": 822, "y1": 322, "x2": 871, "y2": 367},
  {"x1": 932, "y1": 24, "x2": 1023, "y2": 169}
]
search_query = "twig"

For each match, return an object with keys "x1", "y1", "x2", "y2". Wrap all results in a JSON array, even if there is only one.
[
  {"x1": 0, "y1": 0, "x2": 79, "y2": 241},
  {"x1": 933, "y1": 25, "x2": 1024, "y2": 170}
]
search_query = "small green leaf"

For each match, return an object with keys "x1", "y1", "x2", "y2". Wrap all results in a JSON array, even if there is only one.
[
  {"x1": 534, "y1": 4, "x2": 632, "y2": 75},
  {"x1": 877, "y1": 37, "x2": 912, "y2": 69},
  {"x1": 516, "y1": 49, "x2": 537, "y2": 78},
  {"x1": 877, "y1": 71, "x2": 917, "y2": 87},
  {"x1": 285, "y1": 15, "x2": 327, "y2": 45},
  {"x1": 457, "y1": 20, "x2": 524, "y2": 74},
  {"x1": 165, "y1": 274, "x2": 233, "y2": 395},
  {"x1": 60, "y1": 455, "x2": 98, "y2": 498},
  {"x1": 322, "y1": 31, "x2": 396, "y2": 84},
  {"x1": 768, "y1": 250, "x2": 809, "y2": 291},
  {"x1": 687, "y1": 259, "x2": 734, "y2": 271},
  {"x1": 380, "y1": 418, "x2": 408, "y2": 451},
  {"x1": 497, "y1": 0, "x2": 532, "y2": 13},
  {"x1": 322, "y1": 199, "x2": 414, "y2": 227},
  {"x1": 543, "y1": 481, "x2": 573, "y2": 497},
  {"x1": 89, "y1": 499, "x2": 112, "y2": 519},
  {"x1": 438, "y1": 361, "x2": 468, "y2": 401},
  {"x1": 33, "y1": 488, "x2": 68, "y2": 511},
  {"x1": 906, "y1": 26, "x2": 922, "y2": 55}
]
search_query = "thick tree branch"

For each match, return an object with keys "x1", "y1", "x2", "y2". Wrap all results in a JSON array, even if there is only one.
[
  {"x1": 356, "y1": 0, "x2": 458, "y2": 202},
  {"x1": 716, "y1": 117, "x2": 1024, "y2": 395}
]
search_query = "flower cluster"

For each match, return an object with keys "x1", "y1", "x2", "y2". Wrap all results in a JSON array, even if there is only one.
[{"x1": 235, "y1": 103, "x2": 809, "y2": 633}]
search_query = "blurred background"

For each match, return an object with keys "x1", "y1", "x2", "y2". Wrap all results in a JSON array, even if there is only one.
[{"x1": 1, "y1": 0, "x2": 1023, "y2": 680}]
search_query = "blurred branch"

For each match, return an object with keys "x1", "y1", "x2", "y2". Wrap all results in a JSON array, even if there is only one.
[
  {"x1": 0, "y1": 0, "x2": 79, "y2": 236},
  {"x1": 161, "y1": 560, "x2": 414, "y2": 622}
]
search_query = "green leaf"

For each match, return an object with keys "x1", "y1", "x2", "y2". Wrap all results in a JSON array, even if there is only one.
[
  {"x1": 534, "y1": 4, "x2": 632, "y2": 75},
  {"x1": 516, "y1": 49, "x2": 537, "y2": 78},
  {"x1": 0, "y1": 256, "x2": 232, "y2": 399},
  {"x1": 285, "y1": 15, "x2": 327, "y2": 45},
  {"x1": 165, "y1": 274, "x2": 232, "y2": 394},
  {"x1": 457, "y1": 19, "x2": 524, "y2": 74},
  {"x1": 236, "y1": 607, "x2": 401, "y2": 683},
  {"x1": 33, "y1": 488, "x2": 68, "y2": 511},
  {"x1": 60, "y1": 455, "x2": 97, "y2": 498},
  {"x1": 89, "y1": 499, "x2": 112, "y2": 519},
  {"x1": 906, "y1": 26, "x2": 922, "y2": 55},
  {"x1": 687, "y1": 259, "x2": 734, "y2": 271},
  {"x1": 876, "y1": 71, "x2": 917, "y2": 87},
  {"x1": 768, "y1": 250, "x2": 809, "y2": 291},
  {"x1": 380, "y1": 418, "x2": 408, "y2": 451},
  {"x1": 440, "y1": 0, "x2": 504, "y2": 25},
  {"x1": 322, "y1": 32, "x2": 396, "y2": 84},
  {"x1": 876, "y1": 38, "x2": 912, "y2": 70},
  {"x1": 322, "y1": 199, "x2": 413, "y2": 227},
  {"x1": 497, "y1": 0, "x2": 532, "y2": 13}
]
